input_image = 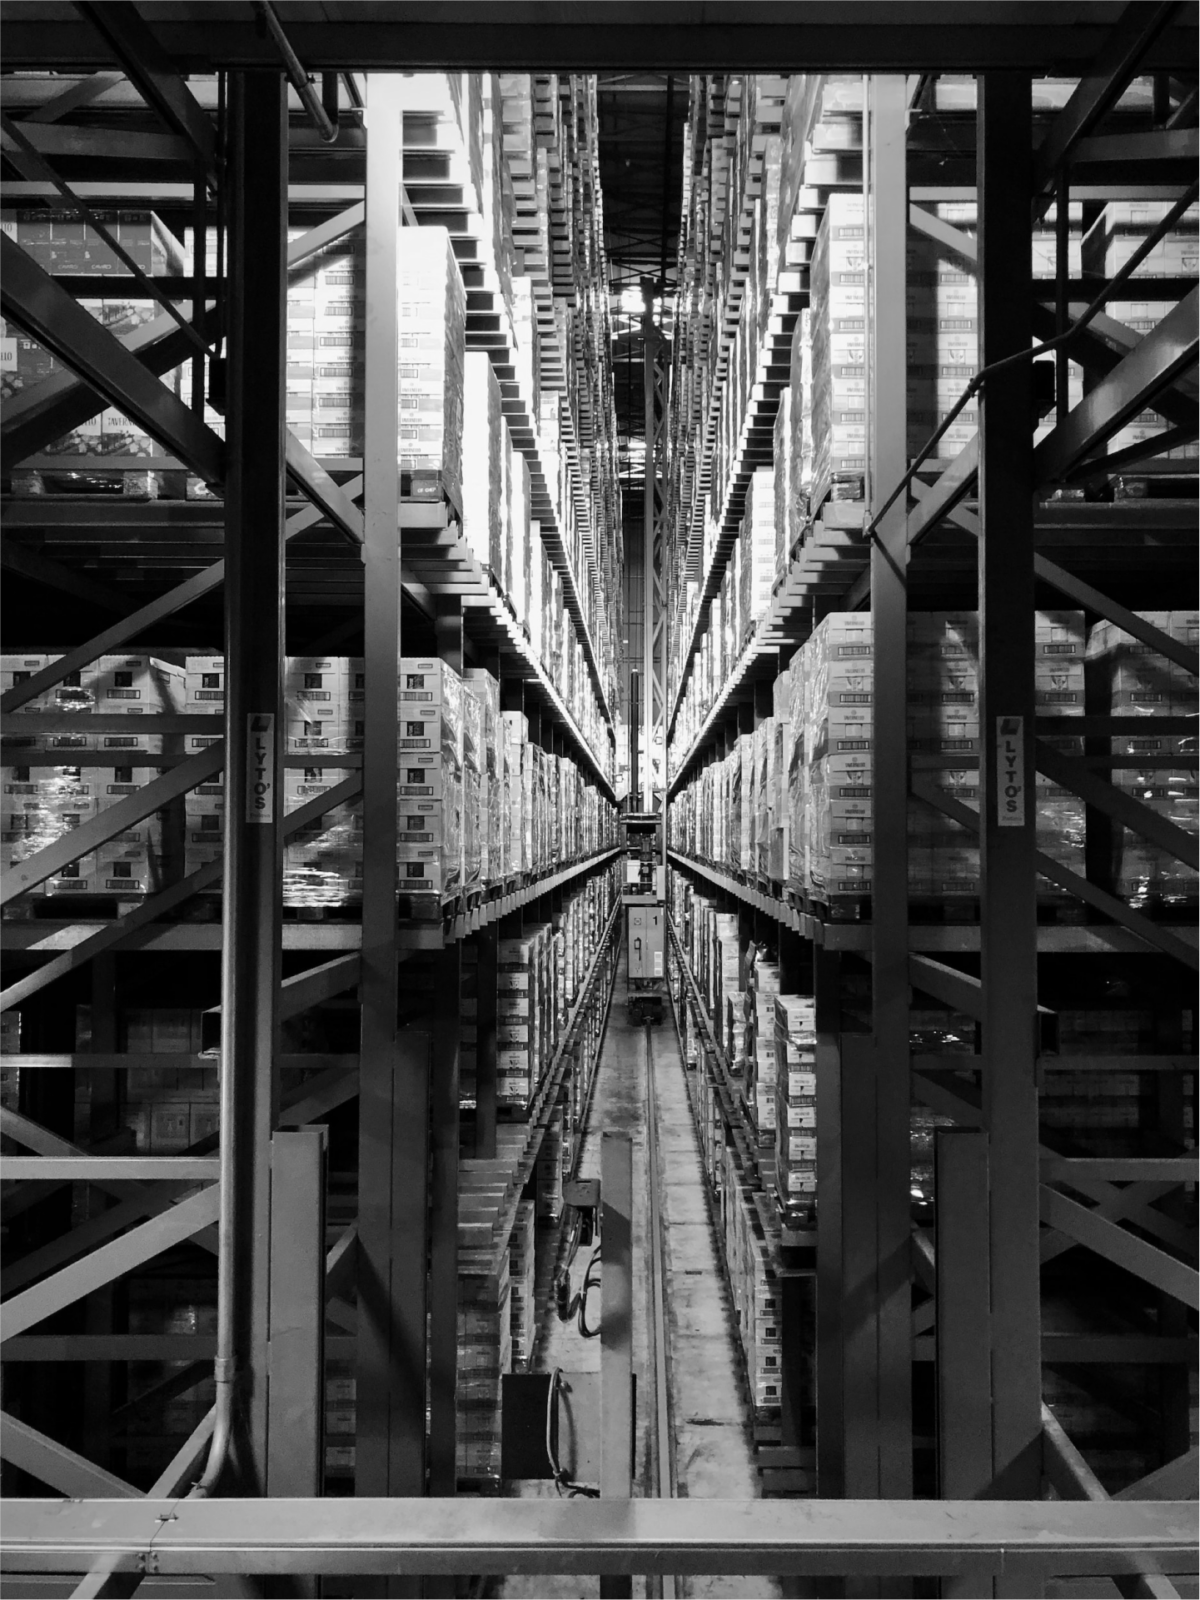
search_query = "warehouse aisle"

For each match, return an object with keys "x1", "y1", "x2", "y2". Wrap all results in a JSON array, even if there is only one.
[{"x1": 497, "y1": 940, "x2": 778, "y2": 1600}]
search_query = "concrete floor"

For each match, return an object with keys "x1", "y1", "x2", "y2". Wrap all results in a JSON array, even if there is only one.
[{"x1": 497, "y1": 940, "x2": 779, "y2": 1600}]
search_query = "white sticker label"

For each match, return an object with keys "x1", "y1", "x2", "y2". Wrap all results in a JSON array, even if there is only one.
[
  {"x1": 996, "y1": 715, "x2": 1025, "y2": 827},
  {"x1": 245, "y1": 713, "x2": 275, "y2": 824}
]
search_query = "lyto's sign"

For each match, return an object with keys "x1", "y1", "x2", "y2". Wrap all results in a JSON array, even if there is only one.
[
  {"x1": 996, "y1": 715, "x2": 1025, "y2": 828},
  {"x1": 246, "y1": 713, "x2": 276, "y2": 825}
]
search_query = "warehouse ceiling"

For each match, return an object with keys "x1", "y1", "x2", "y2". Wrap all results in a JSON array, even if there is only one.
[
  {"x1": 596, "y1": 72, "x2": 684, "y2": 492},
  {"x1": 3, "y1": 3, "x2": 1196, "y2": 72},
  {"x1": 7, "y1": 1, "x2": 1200, "y2": 71}
]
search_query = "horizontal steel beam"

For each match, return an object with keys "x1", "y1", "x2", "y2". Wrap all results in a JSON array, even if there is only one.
[
  {"x1": 8, "y1": 120, "x2": 192, "y2": 163},
  {"x1": 1, "y1": 9, "x2": 1194, "y2": 71},
  {"x1": 2, "y1": 1335, "x2": 218, "y2": 1362},
  {"x1": 1042, "y1": 1157, "x2": 1197, "y2": 1184},
  {"x1": 0, "y1": 1496, "x2": 1194, "y2": 1579},
  {"x1": 2, "y1": 1158, "x2": 220, "y2": 1181}
]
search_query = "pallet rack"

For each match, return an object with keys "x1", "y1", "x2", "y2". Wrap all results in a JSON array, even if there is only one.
[
  {"x1": 0, "y1": 57, "x2": 627, "y2": 1521},
  {"x1": 4, "y1": 6, "x2": 1200, "y2": 1593},
  {"x1": 660, "y1": 39, "x2": 1199, "y2": 1561}
]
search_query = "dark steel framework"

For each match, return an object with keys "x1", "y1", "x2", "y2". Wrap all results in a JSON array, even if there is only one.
[
  {"x1": 657, "y1": 10, "x2": 1197, "y2": 1598},
  {"x1": 0, "y1": 1, "x2": 1196, "y2": 1592}
]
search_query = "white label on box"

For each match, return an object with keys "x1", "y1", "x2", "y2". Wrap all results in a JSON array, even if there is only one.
[
  {"x1": 996, "y1": 715, "x2": 1025, "y2": 827},
  {"x1": 246, "y1": 713, "x2": 276, "y2": 824}
]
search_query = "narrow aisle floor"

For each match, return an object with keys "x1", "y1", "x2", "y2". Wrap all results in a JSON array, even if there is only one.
[
  {"x1": 652, "y1": 967, "x2": 782, "y2": 1600},
  {"x1": 496, "y1": 940, "x2": 780, "y2": 1600}
]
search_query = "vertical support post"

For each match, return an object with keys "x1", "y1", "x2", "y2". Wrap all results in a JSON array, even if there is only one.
[
  {"x1": 839, "y1": 1032, "x2": 880, "y2": 1506},
  {"x1": 935, "y1": 1129, "x2": 992, "y2": 1501},
  {"x1": 222, "y1": 68, "x2": 287, "y2": 1491},
  {"x1": 475, "y1": 925, "x2": 498, "y2": 1159},
  {"x1": 868, "y1": 70, "x2": 913, "y2": 1514},
  {"x1": 643, "y1": 308, "x2": 658, "y2": 813},
  {"x1": 600, "y1": 1131, "x2": 634, "y2": 1600},
  {"x1": 267, "y1": 1126, "x2": 327, "y2": 1506},
  {"x1": 428, "y1": 597, "x2": 462, "y2": 1512},
  {"x1": 474, "y1": 647, "x2": 500, "y2": 1159},
  {"x1": 978, "y1": 74, "x2": 1042, "y2": 1527},
  {"x1": 82, "y1": 952, "x2": 118, "y2": 1470},
  {"x1": 357, "y1": 78, "x2": 430, "y2": 1553},
  {"x1": 814, "y1": 945, "x2": 844, "y2": 1500}
]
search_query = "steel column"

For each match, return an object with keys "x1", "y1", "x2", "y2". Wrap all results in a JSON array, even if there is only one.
[
  {"x1": 935, "y1": 1129, "x2": 992, "y2": 1600},
  {"x1": 266, "y1": 1128, "x2": 327, "y2": 1502},
  {"x1": 977, "y1": 75, "x2": 1043, "y2": 1532},
  {"x1": 474, "y1": 927, "x2": 499, "y2": 1158},
  {"x1": 356, "y1": 83, "x2": 430, "y2": 1594},
  {"x1": 220, "y1": 68, "x2": 287, "y2": 1492},
  {"x1": 81, "y1": 953, "x2": 118, "y2": 1474},
  {"x1": 813, "y1": 945, "x2": 844, "y2": 1499},
  {"x1": 428, "y1": 602, "x2": 463, "y2": 1504},
  {"x1": 643, "y1": 307, "x2": 668, "y2": 813},
  {"x1": 600, "y1": 1132, "x2": 634, "y2": 1600},
  {"x1": 865, "y1": 72, "x2": 913, "y2": 1510}
]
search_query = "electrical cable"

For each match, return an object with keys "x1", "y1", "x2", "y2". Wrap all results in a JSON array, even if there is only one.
[
  {"x1": 544, "y1": 1368, "x2": 599, "y2": 1498},
  {"x1": 576, "y1": 1243, "x2": 603, "y2": 1339}
]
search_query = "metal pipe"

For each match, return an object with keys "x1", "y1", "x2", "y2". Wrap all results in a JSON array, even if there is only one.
[
  {"x1": 191, "y1": 69, "x2": 289, "y2": 1502},
  {"x1": 253, "y1": 1, "x2": 338, "y2": 143}
]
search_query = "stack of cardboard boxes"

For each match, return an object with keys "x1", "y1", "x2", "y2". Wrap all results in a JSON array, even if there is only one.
[
  {"x1": 671, "y1": 610, "x2": 1091, "y2": 916},
  {"x1": 455, "y1": 1260, "x2": 512, "y2": 1485},
  {"x1": 773, "y1": 995, "x2": 819, "y2": 1227}
]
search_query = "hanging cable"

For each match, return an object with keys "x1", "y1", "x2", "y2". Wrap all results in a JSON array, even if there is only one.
[
  {"x1": 545, "y1": 1369, "x2": 600, "y2": 1498},
  {"x1": 576, "y1": 1242, "x2": 603, "y2": 1339}
]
